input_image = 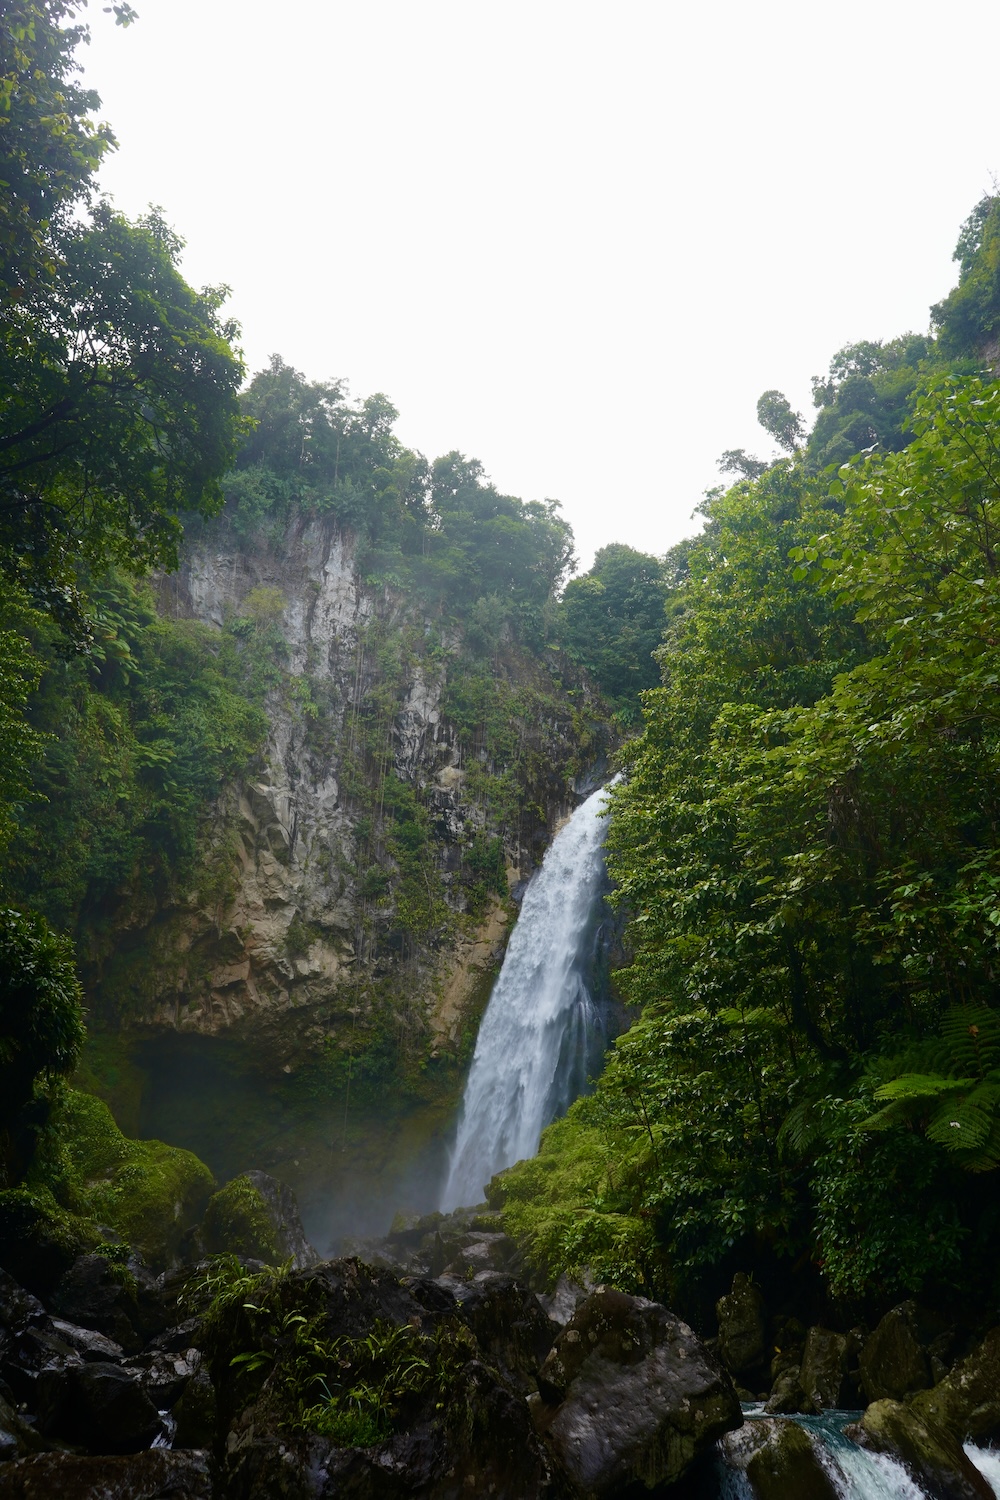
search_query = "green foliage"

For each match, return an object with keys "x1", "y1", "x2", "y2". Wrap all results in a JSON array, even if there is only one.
[
  {"x1": 0, "y1": 0, "x2": 115, "y2": 295},
  {"x1": 3, "y1": 571, "x2": 267, "y2": 959},
  {"x1": 0, "y1": 906, "x2": 83, "y2": 1175},
  {"x1": 41, "y1": 1088, "x2": 215, "y2": 1267},
  {"x1": 507, "y1": 346, "x2": 1000, "y2": 1309},
  {"x1": 0, "y1": 1183, "x2": 103, "y2": 1293},
  {"x1": 201, "y1": 1175, "x2": 279, "y2": 1263},
  {"x1": 757, "y1": 389, "x2": 805, "y2": 453},
  {"x1": 182, "y1": 1252, "x2": 290, "y2": 1333},
  {"x1": 805, "y1": 334, "x2": 936, "y2": 470},
  {"x1": 496, "y1": 1005, "x2": 796, "y2": 1300},
  {"x1": 863, "y1": 1005, "x2": 1000, "y2": 1171},
  {"x1": 933, "y1": 195, "x2": 1000, "y2": 356},
  {"x1": 0, "y1": 591, "x2": 44, "y2": 851},
  {"x1": 218, "y1": 360, "x2": 575, "y2": 640},
  {"x1": 558, "y1": 544, "x2": 667, "y2": 712},
  {"x1": 288, "y1": 1318, "x2": 473, "y2": 1445},
  {"x1": 189, "y1": 1258, "x2": 475, "y2": 1448},
  {"x1": 1, "y1": 202, "x2": 245, "y2": 617}
]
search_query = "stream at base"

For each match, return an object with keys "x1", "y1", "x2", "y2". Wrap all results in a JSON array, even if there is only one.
[{"x1": 712, "y1": 1409, "x2": 1000, "y2": 1500}]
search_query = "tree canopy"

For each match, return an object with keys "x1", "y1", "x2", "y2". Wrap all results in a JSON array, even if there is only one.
[{"x1": 496, "y1": 237, "x2": 1000, "y2": 1315}]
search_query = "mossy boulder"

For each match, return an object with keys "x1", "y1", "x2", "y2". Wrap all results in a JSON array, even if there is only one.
[
  {"x1": 716, "y1": 1272, "x2": 768, "y2": 1379},
  {"x1": 200, "y1": 1170, "x2": 317, "y2": 1267},
  {"x1": 911, "y1": 1328, "x2": 1000, "y2": 1446},
  {"x1": 857, "y1": 1397, "x2": 993, "y2": 1499},
  {"x1": 735, "y1": 1420, "x2": 840, "y2": 1500},
  {"x1": 859, "y1": 1301, "x2": 933, "y2": 1403},
  {"x1": 51, "y1": 1090, "x2": 215, "y2": 1270},
  {"x1": 0, "y1": 1186, "x2": 102, "y2": 1298},
  {"x1": 200, "y1": 1174, "x2": 279, "y2": 1262},
  {"x1": 532, "y1": 1288, "x2": 741, "y2": 1495},
  {"x1": 799, "y1": 1326, "x2": 850, "y2": 1411}
]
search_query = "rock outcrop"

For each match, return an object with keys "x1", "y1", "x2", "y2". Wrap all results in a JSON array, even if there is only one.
[
  {"x1": 199, "y1": 1170, "x2": 319, "y2": 1269},
  {"x1": 715, "y1": 1272, "x2": 768, "y2": 1382},
  {"x1": 799, "y1": 1326, "x2": 850, "y2": 1412},
  {"x1": 118, "y1": 516, "x2": 609, "y2": 1067},
  {"x1": 859, "y1": 1301, "x2": 935, "y2": 1402},
  {"x1": 910, "y1": 1326, "x2": 1000, "y2": 1446},
  {"x1": 720, "y1": 1419, "x2": 840, "y2": 1500},
  {"x1": 531, "y1": 1287, "x2": 742, "y2": 1495},
  {"x1": 856, "y1": 1397, "x2": 994, "y2": 1500}
]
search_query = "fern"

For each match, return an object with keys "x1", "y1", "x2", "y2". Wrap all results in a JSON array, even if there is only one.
[
  {"x1": 861, "y1": 1005, "x2": 1000, "y2": 1170},
  {"x1": 778, "y1": 1099, "x2": 824, "y2": 1159},
  {"x1": 938, "y1": 1004, "x2": 1000, "y2": 1074}
]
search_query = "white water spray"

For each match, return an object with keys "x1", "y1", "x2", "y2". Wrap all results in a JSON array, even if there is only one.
[{"x1": 441, "y1": 781, "x2": 615, "y2": 1210}]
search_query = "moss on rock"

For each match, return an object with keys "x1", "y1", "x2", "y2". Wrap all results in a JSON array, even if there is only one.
[
  {"x1": 45, "y1": 1089, "x2": 215, "y2": 1269},
  {"x1": 0, "y1": 1184, "x2": 103, "y2": 1295},
  {"x1": 200, "y1": 1174, "x2": 280, "y2": 1263}
]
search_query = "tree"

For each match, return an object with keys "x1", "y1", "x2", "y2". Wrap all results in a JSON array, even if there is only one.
[
  {"x1": 717, "y1": 448, "x2": 768, "y2": 480},
  {"x1": 0, "y1": 906, "x2": 84, "y2": 1183},
  {"x1": 756, "y1": 389, "x2": 804, "y2": 452},
  {"x1": 0, "y1": 594, "x2": 43, "y2": 850},
  {"x1": 559, "y1": 543, "x2": 666, "y2": 709},
  {"x1": 0, "y1": 0, "x2": 121, "y2": 295},
  {"x1": 0, "y1": 2, "x2": 245, "y2": 627},
  {"x1": 1, "y1": 205, "x2": 245, "y2": 613},
  {"x1": 805, "y1": 335, "x2": 935, "y2": 470},
  {"x1": 933, "y1": 194, "x2": 1000, "y2": 355}
]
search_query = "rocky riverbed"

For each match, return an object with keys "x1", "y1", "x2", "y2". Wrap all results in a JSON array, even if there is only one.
[{"x1": 0, "y1": 1180, "x2": 998, "y2": 1499}]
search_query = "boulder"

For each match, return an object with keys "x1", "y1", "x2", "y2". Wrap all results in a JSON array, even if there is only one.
[
  {"x1": 37, "y1": 1360, "x2": 162, "y2": 1453},
  {"x1": 172, "y1": 1368, "x2": 217, "y2": 1450},
  {"x1": 145, "y1": 1316, "x2": 204, "y2": 1356},
  {"x1": 1, "y1": 1323, "x2": 84, "y2": 1409},
  {"x1": 441, "y1": 1229, "x2": 521, "y2": 1277},
  {"x1": 715, "y1": 1272, "x2": 768, "y2": 1378},
  {"x1": 721, "y1": 1418, "x2": 840, "y2": 1500},
  {"x1": 430, "y1": 1272, "x2": 555, "y2": 1393},
  {"x1": 130, "y1": 1347, "x2": 202, "y2": 1411},
  {"x1": 0, "y1": 1395, "x2": 46, "y2": 1463},
  {"x1": 763, "y1": 1364, "x2": 816, "y2": 1415},
  {"x1": 0, "y1": 1190, "x2": 101, "y2": 1299},
  {"x1": 799, "y1": 1327, "x2": 849, "y2": 1410},
  {"x1": 539, "y1": 1272, "x2": 590, "y2": 1328},
  {"x1": 911, "y1": 1327, "x2": 1000, "y2": 1446},
  {"x1": 50, "y1": 1255, "x2": 143, "y2": 1352},
  {"x1": 532, "y1": 1287, "x2": 742, "y2": 1495},
  {"x1": 859, "y1": 1301, "x2": 932, "y2": 1402},
  {"x1": 857, "y1": 1397, "x2": 993, "y2": 1500},
  {"x1": 0, "y1": 1450, "x2": 212, "y2": 1498},
  {"x1": 200, "y1": 1171, "x2": 318, "y2": 1269},
  {"x1": 223, "y1": 1356, "x2": 555, "y2": 1499},
  {"x1": 0, "y1": 1273, "x2": 45, "y2": 1336},
  {"x1": 48, "y1": 1317, "x2": 125, "y2": 1363}
]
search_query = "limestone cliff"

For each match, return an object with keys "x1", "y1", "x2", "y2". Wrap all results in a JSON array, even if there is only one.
[{"x1": 97, "y1": 512, "x2": 609, "y2": 1084}]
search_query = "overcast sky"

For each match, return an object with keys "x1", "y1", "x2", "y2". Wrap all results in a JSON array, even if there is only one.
[{"x1": 81, "y1": 0, "x2": 1000, "y2": 571}]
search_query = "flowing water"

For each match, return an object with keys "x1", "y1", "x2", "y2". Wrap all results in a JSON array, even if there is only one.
[
  {"x1": 712, "y1": 1409, "x2": 1000, "y2": 1500},
  {"x1": 440, "y1": 780, "x2": 615, "y2": 1211}
]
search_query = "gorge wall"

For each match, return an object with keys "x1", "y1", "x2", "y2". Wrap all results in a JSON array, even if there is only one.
[{"x1": 74, "y1": 511, "x2": 613, "y2": 1243}]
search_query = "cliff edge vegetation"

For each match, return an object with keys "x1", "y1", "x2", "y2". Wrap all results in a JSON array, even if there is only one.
[{"x1": 493, "y1": 197, "x2": 1000, "y2": 1330}]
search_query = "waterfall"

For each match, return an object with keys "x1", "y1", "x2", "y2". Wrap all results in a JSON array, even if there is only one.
[{"x1": 440, "y1": 780, "x2": 615, "y2": 1211}]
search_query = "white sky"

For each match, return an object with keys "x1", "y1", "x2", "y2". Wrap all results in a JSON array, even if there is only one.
[{"x1": 81, "y1": 0, "x2": 1000, "y2": 572}]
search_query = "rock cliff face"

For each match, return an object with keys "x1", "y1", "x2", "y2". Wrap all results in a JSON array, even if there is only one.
[{"x1": 106, "y1": 513, "x2": 608, "y2": 1086}]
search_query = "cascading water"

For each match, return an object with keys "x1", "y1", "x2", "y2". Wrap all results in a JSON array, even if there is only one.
[
  {"x1": 715, "y1": 1410, "x2": 1000, "y2": 1500},
  {"x1": 440, "y1": 780, "x2": 615, "y2": 1211}
]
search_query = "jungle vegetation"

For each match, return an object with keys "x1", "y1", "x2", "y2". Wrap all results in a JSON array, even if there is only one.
[
  {"x1": 5, "y1": 0, "x2": 1000, "y2": 1328},
  {"x1": 495, "y1": 195, "x2": 1000, "y2": 1320}
]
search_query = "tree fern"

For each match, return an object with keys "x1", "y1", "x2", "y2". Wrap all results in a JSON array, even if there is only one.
[{"x1": 862, "y1": 1005, "x2": 1000, "y2": 1170}]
